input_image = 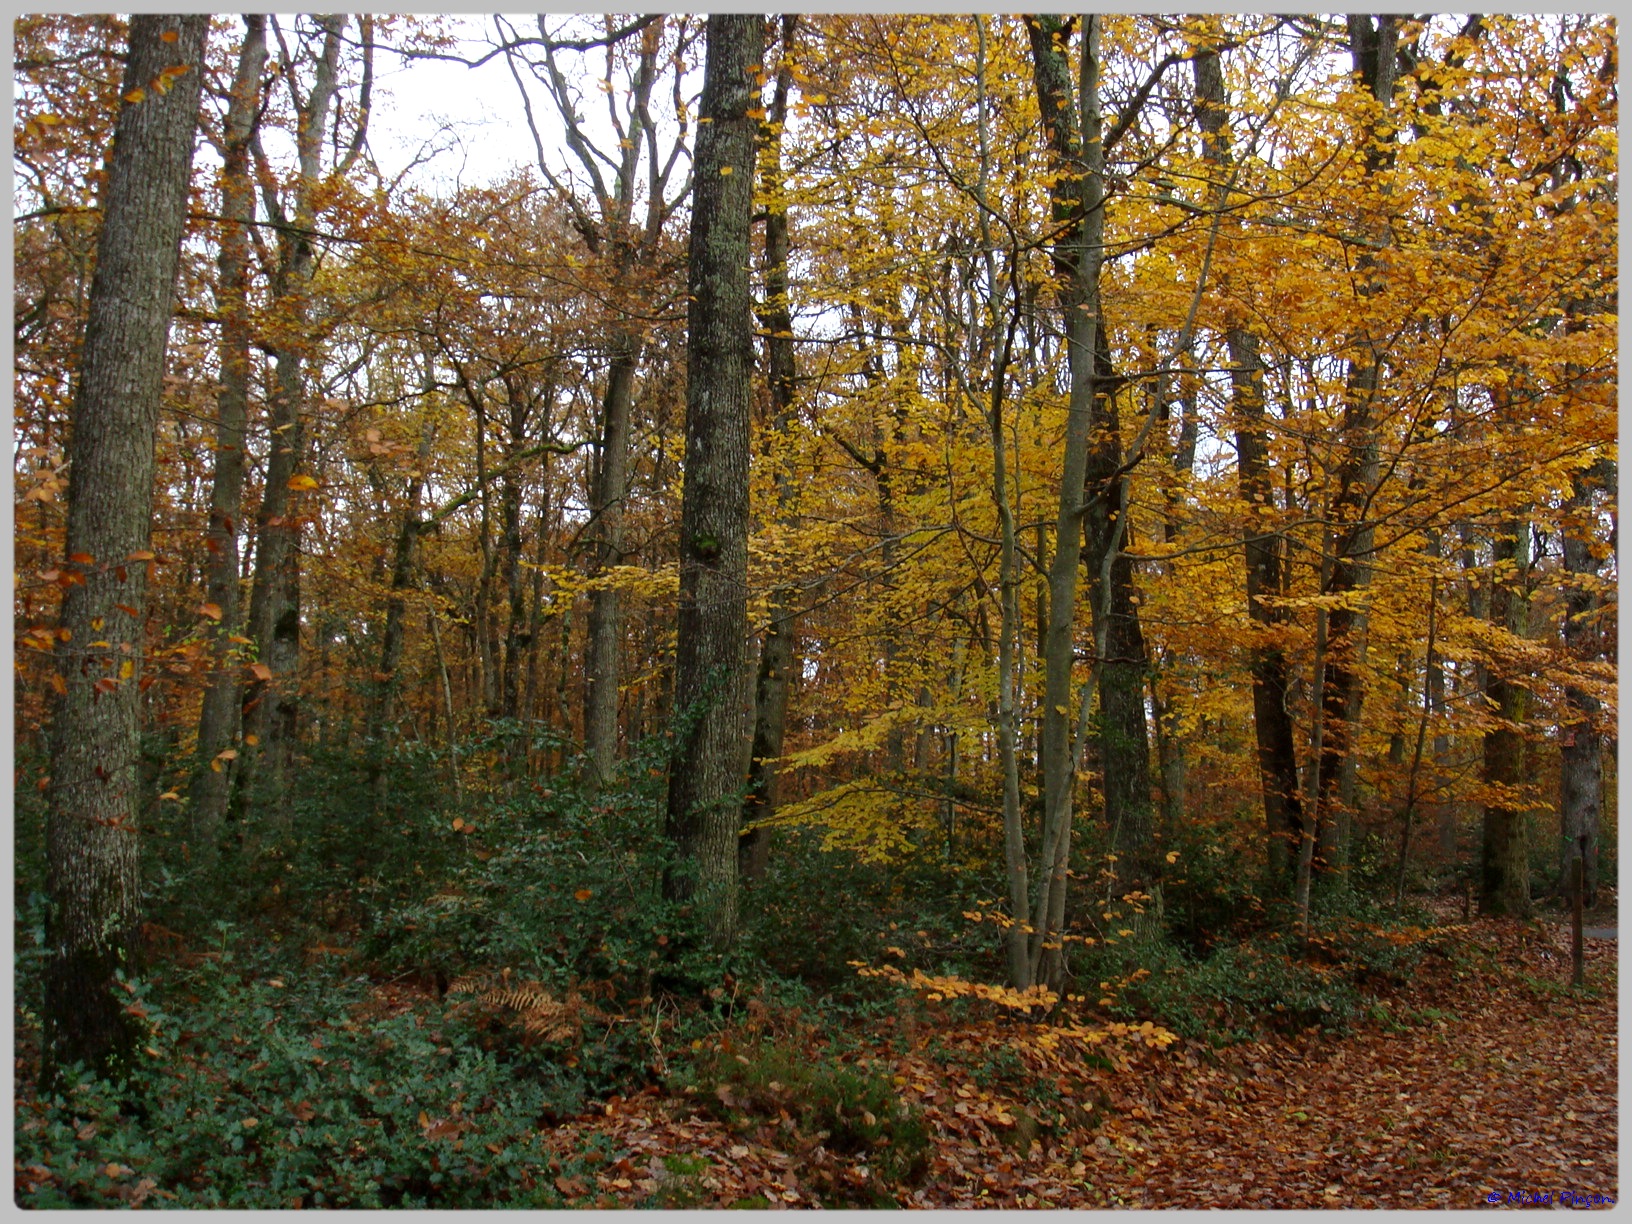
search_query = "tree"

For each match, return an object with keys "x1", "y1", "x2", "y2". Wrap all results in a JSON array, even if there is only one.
[
  {"x1": 1192, "y1": 39, "x2": 1306, "y2": 887},
  {"x1": 190, "y1": 14, "x2": 267, "y2": 861},
  {"x1": 1024, "y1": 11, "x2": 1106, "y2": 989},
  {"x1": 741, "y1": 14, "x2": 802, "y2": 882},
  {"x1": 238, "y1": 14, "x2": 373, "y2": 831},
  {"x1": 43, "y1": 12, "x2": 209, "y2": 1081},
  {"x1": 663, "y1": 12, "x2": 765, "y2": 948}
]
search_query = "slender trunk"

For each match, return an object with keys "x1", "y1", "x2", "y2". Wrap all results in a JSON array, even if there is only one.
[
  {"x1": 584, "y1": 346, "x2": 637, "y2": 784},
  {"x1": 1311, "y1": 14, "x2": 1400, "y2": 882},
  {"x1": 1480, "y1": 519, "x2": 1532, "y2": 917},
  {"x1": 192, "y1": 15, "x2": 267, "y2": 855},
  {"x1": 429, "y1": 611, "x2": 462, "y2": 800},
  {"x1": 1084, "y1": 329, "x2": 1153, "y2": 884},
  {"x1": 1026, "y1": 13, "x2": 1104, "y2": 989},
  {"x1": 742, "y1": 14, "x2": 801, "y2": 881},
  {"x1": 365, "y1": 413, "x2": 436, "y2": 805},
  {"x1": 523, "y1": 467, "x2": 552, "y2": 765},
  {"x1": 970, "y1": 18, "x2": 1032, "y2": 989},
  {"x1": 240, "y1": 15, "x2": 353, "y2": 826},
  {"x1": 500, "y1": 432, "x2": 526, "y2": 724},
  {"x1": 44, "y1": 12, "x2": 208, "y2": 1083},
  {"x1": 1194, "y1": 44, "x2": 1306, "y2": 889},
  {"x1": 1395, "y1": 578, "x2": 1439, "y2": 909},
  {"x1": 1559, "y1": 467, "x2": 1605, "y2": 904},
  {"x1": 663, "y1": 13, "x2": 762, "y2": 949}
]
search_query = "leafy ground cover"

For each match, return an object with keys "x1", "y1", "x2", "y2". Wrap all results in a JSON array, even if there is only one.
[
  {"x1": 526, "y1": 909, "x2": 1618, "y2": 1209},
  {"x1": 19, "y1": 902, "x2": 1612, "y2": 1209}
]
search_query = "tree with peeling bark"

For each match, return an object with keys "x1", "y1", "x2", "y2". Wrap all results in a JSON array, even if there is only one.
[
  {"x1": 43, "y1": 12, "x2": 209, "y2": 1083},
  {"x1": 664, "y1": 13, "x2": 764, "y2": 949}
]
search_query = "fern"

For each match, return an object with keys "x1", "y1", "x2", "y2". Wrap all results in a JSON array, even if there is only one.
[{"x1": 447, "y1": 972, "x2": 602, "y2": 1044}]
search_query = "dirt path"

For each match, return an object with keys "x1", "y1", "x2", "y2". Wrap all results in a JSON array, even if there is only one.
[{"x1": 1067, "y1": 922, "x2": 1618, "y2": 1209}]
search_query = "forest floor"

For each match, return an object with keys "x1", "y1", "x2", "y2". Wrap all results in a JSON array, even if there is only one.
[{"x1": 531, "y1": 905, "x2": 1618, "y2": 1210}]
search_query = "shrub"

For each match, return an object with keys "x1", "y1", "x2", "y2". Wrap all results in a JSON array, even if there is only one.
[
  {"x1": 15, "y1": 939, "x2": 578, "y2": 1208},
  {"x1": 671, "y1": 1034, "x2": 930, "y2": 1201}
]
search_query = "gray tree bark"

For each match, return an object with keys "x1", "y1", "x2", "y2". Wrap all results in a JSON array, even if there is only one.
[
  {"x1": 1307, "y1": 14, "x2": 1399, "y2": 891},
  {"x1": 1558, "y1": 465, "x2": 1608, "y2": 904},
  {"x1": 663, "y1": 13, "x2": 764, "y2": 949},
  {"x1": 1025, "y1": 12, "x2": 1105, "y2": 989},
  {"x1": 240, "y1": 14, "x2": 367, "y2": 826},
  {"x1": 1479, "y1": 519, "x2": 1533, "y2": 918},
  {"x1": 44, "y1": 12, "x2": 208, "y2": 1082},
  {"x1": 741, "y1": 14, "x2": 801, "y2": 882},
  {"x1": 191, "y1": 15, "x2": 267, "y2": 858}
]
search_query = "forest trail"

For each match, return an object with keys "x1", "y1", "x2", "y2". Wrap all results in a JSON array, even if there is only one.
[
  {"x1": 1081, "y1": 923, "x2": 1618, "y2": 1209},
  {"x1": 538, "y1": 915, "x2": 1616, "y2": 1209}
]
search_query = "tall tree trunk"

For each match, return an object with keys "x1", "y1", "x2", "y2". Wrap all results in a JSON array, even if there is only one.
[
  {"x1": 191, "y1": 15, "x2": 266, "y2": 858},
  {"x1": 1309, "y1": 14, "x2": 1399, "y2": 883},
  {"x1": 663, "y1": 12, "x2": 763, "y2": 949},
  {"x1": 1192, "y1": 39, "x2": 1309, "y2": 888},
  {"x1": 1479, "y1": 519, "x2": 1532, "y2": 917},
  {"x1": 499, "y1": 383, "x2": 534, "y2": 727},
  {"x1": 241, "y1": 15, "x2": 356, "y2": 827},
  {"x1": 1559, "y1": 465, "x2": 1607, "y2": 904},
  {"x1": 364, "y1": 408, "x2": 437, "y2": 806},
  {"x1": 741, "y1": 14, "x2": 801, "y2": 883},
  {"x1": 583, "y1": 345, "x2": 637, "y2": 783},
  {"x1": 1025, "y1": 12, "x2": 1104, "y2": 989},
  {"x1": 969, "y1": 18, "x2": 1032, "y2": 989},
  {"x1": 44, "y1": 12, "x2": 208, "y2": 1083},
  {"x1": 1083, "y1": 329, "x2": 1154, "y2": 885}
]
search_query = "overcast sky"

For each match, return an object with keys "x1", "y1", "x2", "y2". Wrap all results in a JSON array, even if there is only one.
[{"x1": 369, "y1": 15, "x2": 543, "y2": 194}]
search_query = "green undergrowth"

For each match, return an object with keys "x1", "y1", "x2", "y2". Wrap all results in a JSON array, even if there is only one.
[
  {"x1": 669, "y1": 1032, "x2": 931, "y2": 1204},
  {"x1": 15, "y1": 942, "x2": 582, "y2": 1208}
]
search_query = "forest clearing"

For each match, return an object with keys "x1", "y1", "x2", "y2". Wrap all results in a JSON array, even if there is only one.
[{"x1": 13, "y1": 12, "x2": 1616, "y2": 1208}]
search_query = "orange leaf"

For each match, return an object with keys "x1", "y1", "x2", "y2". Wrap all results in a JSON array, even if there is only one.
[
  {"x1": 198, "y1": 602, "x2": 222, "y2": 621},
  {"x1": 123, "y1": 88, "x2": 145, "y2": 104},
  {"x1": 574, "y1": 888, "x2": 593, "y2": 901},
  {"x1": 248, "y1": 662, "x2": 273, "y2": 681},
  {"x1": 287, "y1": 474, "x2": 319, "y2": 491}
]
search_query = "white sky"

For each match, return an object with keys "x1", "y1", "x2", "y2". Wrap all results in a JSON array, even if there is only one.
[{"x1": 369, "y1": 14, "x2": 544, "y2": 193}]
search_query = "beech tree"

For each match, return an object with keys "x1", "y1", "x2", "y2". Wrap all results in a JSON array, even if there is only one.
[
  {"x1": 663, "y1": 13, "x2": 764, "y2": 948},
  {"x1": 43, "y1": 12, "x2": 209, "y2": 1081}
]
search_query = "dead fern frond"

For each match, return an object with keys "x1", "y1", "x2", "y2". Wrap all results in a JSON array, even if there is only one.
[{"x1": 446, "y1": 973, "x2": 604, "y2": 1045}]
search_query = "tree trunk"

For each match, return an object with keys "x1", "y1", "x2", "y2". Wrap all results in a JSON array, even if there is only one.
[
  {"x1": 1025, "y1": 12, "x2": 1105, "y2": 989},
  {"x1": 741, "y1": 14, "x2": 801, "y2": 883},
  {"x1": 1310, "y1": 14, "x2": 1400, "y2": 882},
  {"x1": 191, "y1": 15, "x2": 266, "y2": 858},
  {"x1": 1559, "y1": 466, "x2": 1607, "y2": 904},
  {"x1": 44, "y1": 12, "x2": 208, "y2": 1083},
  {"x1": 1084, "y1": 329, "x2": 1154, "y2": 884},
  {"x1": 663, "y1": 12, "x2": 763, "y2": 949},
  {"x1": 583, "y1": 346, "x2": 637, "y2": 784},
  {"x1": 1192, "y1": 43, "x2": 1307, "y2": 889},
  {"x1": 240, "y1": 15, "x2": 353, "y2": 828},
  {"x1": 364, "y1": 410, "x2": 436, "y2": 806},
  {"x1": 1480, "y1": 519, "x2": 1532, "y2": 917}
]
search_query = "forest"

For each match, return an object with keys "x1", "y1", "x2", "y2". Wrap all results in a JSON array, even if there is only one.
[{"x1": 13, "y1": 11, "x2": 1618, "y2": 1209}]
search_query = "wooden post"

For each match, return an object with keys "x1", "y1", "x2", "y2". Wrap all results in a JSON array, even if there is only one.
[{"x1": 1570, "y1": 851, "x2": 1585, "y2": 988}]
